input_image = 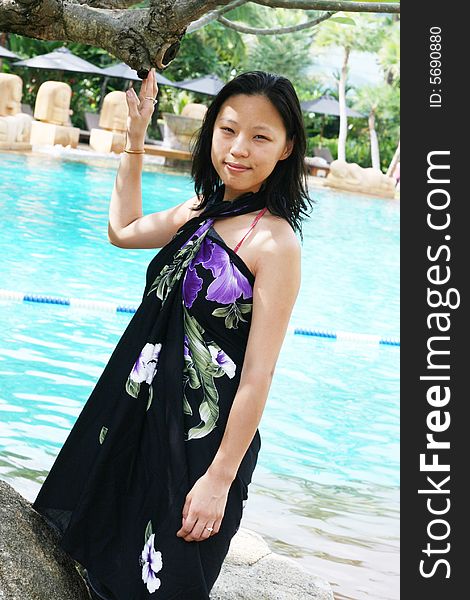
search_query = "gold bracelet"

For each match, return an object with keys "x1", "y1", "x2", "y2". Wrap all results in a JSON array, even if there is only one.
[{"x1": 124, "y1": 148, "x2": 145, "y2": 154}]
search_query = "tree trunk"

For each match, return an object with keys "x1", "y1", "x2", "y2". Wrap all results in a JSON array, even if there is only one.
[
  {"x1": 387, "y1": 139, "x2": 400, "y2": 177},
  {"x1": 368, "y1": 108, "x2": 380, "y2": 170},
  {"x1": 319, "y1": 114, "x2": 325, "y2": 146},
  {"x1": 337, "y1": 45, "x2": 350, "y2": 162}
]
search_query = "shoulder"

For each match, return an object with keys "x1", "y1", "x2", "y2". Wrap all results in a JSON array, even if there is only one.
[
  {"x1": 253, "y1": 210, "x2": 301, "y2": 275},
  {"x1": 184, "y1": 194, "x2": 204, "y2": 217}
]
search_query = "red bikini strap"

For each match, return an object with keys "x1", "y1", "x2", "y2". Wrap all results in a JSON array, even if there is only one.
[{"x1": 233, "y1": 207, "x2": 268, "y2": 254}]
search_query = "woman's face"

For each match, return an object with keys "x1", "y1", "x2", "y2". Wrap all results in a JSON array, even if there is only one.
[{"x1": 211, "y1": 94, "x2": 293, "y2": 201}]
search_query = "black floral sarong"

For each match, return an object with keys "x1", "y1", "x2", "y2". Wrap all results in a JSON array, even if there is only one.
[{"x1": 32, "y1": 185, "x2": 268, "y2": 599}]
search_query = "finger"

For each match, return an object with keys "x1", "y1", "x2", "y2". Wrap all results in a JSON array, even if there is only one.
[
  {"x1": 138, "y1": 77, "x2": 148, "y2": 103},
  {"x1": 126, "y1": 90, "x2": 140, "y2": 118},
  {"x1": 212, "y1": 519, "x2": 221, "y2": 535},
  {"x1": 130, "y1": 87, "x2": 140, "y2": 106},
  {"x1": 152, "y1": 69, "x2": 158, "y2": 98},
  {"x1": 177, "y1": 515, "x2": 197, "y2": 538},
  {"x1": 190, "y1": 520, "x2": 208, "y2": 540},
  {"x1": 200, "y1": 524, "x2": 215, "y2": 540}
]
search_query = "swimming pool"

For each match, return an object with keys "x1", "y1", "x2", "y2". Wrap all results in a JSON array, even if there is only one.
[{"x1": 0, "y1": 151, "x2": 399, "y2": 600}]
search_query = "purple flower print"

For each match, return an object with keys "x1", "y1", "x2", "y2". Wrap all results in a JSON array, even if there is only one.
[
  {"x1": 141, "y1": 533, "x2": 163, "y2": 593},
  {"x1": 202, "y1": 241, "x2": 252, "y2": 304},
  {"x1": 130, "y1": 343, "x2": 162, "y2": 385},
  {"x1": 182, "y1": 262, "x2": 203, "y2": 309},
  {"x1": 208, "y1": 344, "x2": 236, "y2": 379},
  {"x1": 193, "y1": 233, "x2": 214, "y2": 264},
  {"x1": 183, "y1": 334, "x2": 190, "y2": 358}
]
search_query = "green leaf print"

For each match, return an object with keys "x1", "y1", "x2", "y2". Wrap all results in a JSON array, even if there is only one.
[
  {"x1": 183, "y1": 353, "x2": 201, "y2": 390},
  {"x1": 183, "y1": 304, "x2": 221, "y2": 441},
  {"x1": 126, "y1": 378, "x2": 140, "y2": 399},
  {"x1": 99, "y1": 426, "x2": 108, "y2": 445},
  {"x1": 238, "y1": 303, "x2": 252, "y2": 314},
  {"x1": 183, "y1": 393, "x2": 193, "y2": 416},
  {"x1": 146, "y1": 385, "x2": 153, "y2": 411},
  {"x1": 144, "y1": 520, "x2": 153, "y2": 544},
  {"x1": 147, "y1": 227, "x2": 211, "y2": 303},
  {"x1": 212, "y1": 301, "x2": 252, "y2": 329}
]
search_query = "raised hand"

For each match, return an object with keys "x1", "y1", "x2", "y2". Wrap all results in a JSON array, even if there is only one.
[{"x1": 125, "y1": 68, "x2": 159, "y2": 147}]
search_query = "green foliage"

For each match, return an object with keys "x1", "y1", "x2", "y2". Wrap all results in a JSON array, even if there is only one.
[
  {"x1": 307, "y1": 133, "x2": 397, "y2": 171},
  {"x1": 378, "y1": 19, "x2": 400, "y2": 87},
  {"x1": 164, "y1": 20, "x2": 246, "y2": 82},
  {"x1": 237, "y1": 7, "x2": 317, "y2": 86},
  {"x1": 314, "y1": 12, "x2": 386, "y2": 53},
  {"x1": 354, "y1": 82, "x2": 400, "y2": 120}
]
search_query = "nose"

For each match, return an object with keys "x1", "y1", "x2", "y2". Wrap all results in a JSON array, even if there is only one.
[{"x1": 230, "y1": 133, "x2": 249, "y2": 157}]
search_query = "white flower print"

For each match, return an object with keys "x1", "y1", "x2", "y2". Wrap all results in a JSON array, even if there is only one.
[
  {"x1": 141, "y1": 533, "x2": 163, "y2": 593},
  {"x1": 130, "y1": 343, "x2": 162, "y2": 385},
  {"x1": 208, "y1": 344, "x2": 236, "y2": 379}
]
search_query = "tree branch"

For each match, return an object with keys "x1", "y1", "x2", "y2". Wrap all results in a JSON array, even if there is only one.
[
  {"x1": 218, "y1": 10, "x2": 336, "y2": 35},
  {"x1": 253, "y1": 0, "x2": 400, "y2": 13},
  {"x1": 187, "y1": 0, "x2": 248, "y2": 34},
  {"x1": 0, "y1": 0, "x2": 187, "y2": 72},
  {"x1": 74, "y1": 0, "x2": 141, "y2": 8},
  {"x1": 172, "y1": 0, "x2": 232, "y2": 24}
]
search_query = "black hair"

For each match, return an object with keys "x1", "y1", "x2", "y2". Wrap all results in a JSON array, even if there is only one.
[{"x1": 189, "y1": 70, "x2": 315, "y2": 241}]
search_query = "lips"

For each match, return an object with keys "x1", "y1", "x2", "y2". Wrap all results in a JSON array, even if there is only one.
[{"x1": 225, "y1": 162, "x2": 250, "y2": 172}]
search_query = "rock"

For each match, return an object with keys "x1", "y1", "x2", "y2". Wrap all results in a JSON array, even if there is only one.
[
  {"x1": 211, "y1": 528, "x2": 334, "y2": 600},
  {"x1": 0, "y1": 479, "x2": 90, "y2": 600},
  {"x1": 325, "y1": 159, "x2": 396, "y2": 198},
  {"x1": 0, "y1": 480, "x2": 333, "y2": 600}
]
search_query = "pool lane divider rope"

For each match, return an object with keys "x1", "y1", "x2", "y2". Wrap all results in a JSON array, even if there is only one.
[{"x1": 0, "y1": 289, "x2": 400, "y2": 347}]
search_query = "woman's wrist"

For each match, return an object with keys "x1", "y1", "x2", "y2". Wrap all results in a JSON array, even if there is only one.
[
  {"x1": 125, "y1": 131, "x2": 145, "y2": 152},
  {"x1": 125, "y1": 141, "x2": 145, "y2": 151}
]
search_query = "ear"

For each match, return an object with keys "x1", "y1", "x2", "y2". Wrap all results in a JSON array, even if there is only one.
[{"x1": 279, "y1": 137, "x2": 294, "y2": 161}]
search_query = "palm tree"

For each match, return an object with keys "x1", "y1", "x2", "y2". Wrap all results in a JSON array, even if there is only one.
[
  {"x1": 355, "y1": 83, "x2": 399, "y2": 170},
  {"x1": 314, "y1": 14, "x2": 385, "y2": 161}
]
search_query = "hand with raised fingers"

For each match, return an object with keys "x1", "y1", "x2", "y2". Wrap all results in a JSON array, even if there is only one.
[{"x1": 125, "y1": 67, "x2": 158, "y2": 147}]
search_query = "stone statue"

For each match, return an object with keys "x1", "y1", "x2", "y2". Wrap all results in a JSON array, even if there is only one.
[
  {"x1": 325, "y1": 159, "x2": 397, "y2": 199},
  {"x1": 89, "y1": 91, "x2": 127, "y2": 154},
  {"x1": 0, "y1": 73, "x2": 22, "y2": 116},
  {"x1": 99, "y1": 91, "x2": 128, "y2": 132},
  {"x1": 0, "y1": 73, "x2": 33, "y2": 150},
  {"x1": 29, "y1": 81, "x2": 80, "y2": 148},
  {"x1": 34, "y1": 81, "x2": 73, "y2": 126}
]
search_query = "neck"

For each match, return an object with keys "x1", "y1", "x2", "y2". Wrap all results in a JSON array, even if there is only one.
[{"x1": 222, "y1": 183, "x2": 265, "y2": 202}]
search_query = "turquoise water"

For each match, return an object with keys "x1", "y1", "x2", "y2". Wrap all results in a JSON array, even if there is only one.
[{"x1": 0, "y1": 151, "x2": 399, "y2": 600}]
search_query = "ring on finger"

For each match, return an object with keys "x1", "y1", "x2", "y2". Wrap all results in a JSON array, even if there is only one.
[{"x1": 144, "y1": 96, "x2": 158, "y2": 106}]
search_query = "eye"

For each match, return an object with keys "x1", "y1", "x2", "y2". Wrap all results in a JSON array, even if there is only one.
[
  {"x1": 254, "y1": 135, "x2": 269, "y2": 140},
  {"x1": 221, "y1": 127, "x2": 233, "y2": 133}
]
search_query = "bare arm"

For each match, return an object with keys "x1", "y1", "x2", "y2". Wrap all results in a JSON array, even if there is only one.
[
  {"x1": 108, "y1": 151, "x2": 202, "y2": 249},
  {"x1": 107, "y1": 68, "x2": 203, "y2": 249}
]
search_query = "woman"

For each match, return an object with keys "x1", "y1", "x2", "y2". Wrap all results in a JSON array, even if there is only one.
[{"x1": 32, "y1": 69, "x2": 313, "y2": 599}]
